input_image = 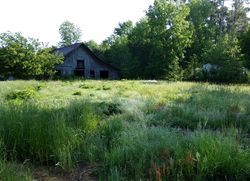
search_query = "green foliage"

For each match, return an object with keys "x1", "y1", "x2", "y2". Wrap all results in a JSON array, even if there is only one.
[
  {"x1": 58, "y1": 21, "x2": 82, "y2": 46},
  {"x1": 185, "y1": 0, "x2": 216, "y2": 67},
  {"x1": 202, "y1": 34, "x2": 247, "y2": 83},
  {"x1": 5, "y1": 87, "x2": 37, "y2": 100},
  {"x1": 0, "y1": 32, "x2": 63, "y2": 79},
  {"x1": 102, "y1": 1, "x2": 193, "y2": 80},
  {"x1": 91, "y1": 0, "x2": 249, "y2": 83},
  {"x1": 240, "y1": 26, "x2": 250, "y2": 68},
  {"x1": 99, "y1": 21, "x2": 135, "y2": 78},
  {"x1": 143, "y1": 0, "x2": 192, "y2": 79},
  {"x1": 100, "y1": 102, "x2": 122, "y2": 116},
  {"x1": 72, "y1": 91, "x2": 82, "y2": 96}
]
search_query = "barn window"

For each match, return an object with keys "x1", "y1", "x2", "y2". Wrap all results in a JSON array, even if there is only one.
[
  {"x1": 100, "y1": 70, "x2": 109, "y2": 79},
  {"x1": 77, "y1": 60, "x2": 85, "y2": 69},
  {"x1": 90, "y1": 70, "x2": 95, "y2": 78}
]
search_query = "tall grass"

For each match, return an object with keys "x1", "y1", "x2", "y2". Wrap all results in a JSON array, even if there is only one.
[
  {"x1": 101, "y1": 126, "x2": 250, "y2": 180},
  {"x1": 0, "y1": 100, "x2": 100, "y2": 169},
  {"x1": 0, "y1": 139, "x2": 31, "y2": 180},
  {"x1": 0, "y1": 80, "x2": 249, "y2": 180},
  {"x1": 0, "y1": 161, "x2": 31, "y2": 181}
]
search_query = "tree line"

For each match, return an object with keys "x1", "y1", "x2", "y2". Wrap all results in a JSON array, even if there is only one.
[
  {"x1": 0, "y1": 0, "x2": 249, "y2": 83},
  {"x1": 86, "y1": 0, "x2": 250, "y2": 83}
]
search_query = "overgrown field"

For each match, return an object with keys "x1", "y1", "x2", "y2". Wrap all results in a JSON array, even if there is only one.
[{"x1": 0, "y1": 80, "x2": 250, "y2": 180}]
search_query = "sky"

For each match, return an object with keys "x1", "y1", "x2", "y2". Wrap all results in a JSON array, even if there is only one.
[
  {"x1": 0, "y1": 0, "x2": 154, "y2": 45},
  {"x1": 0, "y1": 0, "x2": 249, "y2": 46}
]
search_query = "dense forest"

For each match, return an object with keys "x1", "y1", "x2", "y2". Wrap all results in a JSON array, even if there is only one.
[
  {"x1": 86, "y1": 0, "x2": 250, "y2": 83},
  {"x1": 0, "y1": 0, "x2": 249, "y2": 83}
]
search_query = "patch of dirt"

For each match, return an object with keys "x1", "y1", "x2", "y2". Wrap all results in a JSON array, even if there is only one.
[{"x1": 32, "y1": 163, "x2": 97, "y2": 181}]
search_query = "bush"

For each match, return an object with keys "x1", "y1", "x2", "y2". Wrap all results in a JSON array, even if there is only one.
[
  {"x1": 5, "y1": 88, "x2": 37, "y2": 100},
  {"x1": 73, "y1": 91, "x2": 82, "y2": 96}
]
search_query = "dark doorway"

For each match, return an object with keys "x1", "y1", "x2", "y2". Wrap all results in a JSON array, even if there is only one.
[
  {"x1": 90, "y1": 70, "x2": 95, "y2": 79},
  {"x1": 74, "y1": 69, "x2": 84, "y2": 76},
  {"x1": 77, "y1": 60, "x2": 85, "y2": 69},
  {"x1": 55, "y1": 70, "x2": 62, "y2": 76},
  {"x1": 100, "y1": 70, "x2": 109, "y2": 79},
  {"x1": 74, "y1": 60, "x2": 85, "y2": 77}
]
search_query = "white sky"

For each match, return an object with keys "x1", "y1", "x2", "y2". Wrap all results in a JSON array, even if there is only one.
[
  {"x1": 0, "y1": 0, "x2": 154, "y2": 45},
  {"x1": 0, "y1": 0, "x2": 249, "y2": 46}
]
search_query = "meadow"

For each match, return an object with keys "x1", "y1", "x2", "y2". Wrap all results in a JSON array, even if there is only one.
[{"x1": 0, "y1": 80, "x2": 249, "y2": 180}]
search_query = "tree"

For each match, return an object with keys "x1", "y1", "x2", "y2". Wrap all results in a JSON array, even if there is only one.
[
  {"x1": 145, "y1": 0, "x2": 193, "y2": 80},
  {"x1": 85, "y1": 40, "x2": 102, "y2": 56},
  {"x1": 114, "y1": 21, "x2": 133, "y2": 37},
  {"x1": 228, "y1": 0, "x2": 249, "y2": 35},
  {"x1": 0, "y1": 32, "x2": 63, "y2": 79},
  {"x1": 240, "y1": 26, "x2": 250, "y2": 68},
  {"x1": 202, "y1": 34, "x2": 246, "y2": 82},
  {"x1": 128, "y1": 18, "x2": 152, "y2": 78},
  {"x1": 94, "y1": 21, "x2": 135, "y2": 78},
  {"x1": 58, "y1": 21, "x2": 82, "y2": 46}
]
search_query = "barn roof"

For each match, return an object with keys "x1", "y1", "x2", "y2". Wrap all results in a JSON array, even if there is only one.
[
  {"x1": 53, "y1": 43, "x2": 119, "y2": 71},
  {"x1": 54, "y1": 43, "x2": 82, "y2": 57}
]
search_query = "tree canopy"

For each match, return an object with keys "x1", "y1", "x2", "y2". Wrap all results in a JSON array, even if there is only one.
[
  {"x1": 0, "y1": 32, "x2": 63, "y2": 79},
  {"x1": 58, "y1": 21, "x2": 82, "y2": 46},
  {"x1": 91, "y1": 0, "x2": 249, "y2": 83}
]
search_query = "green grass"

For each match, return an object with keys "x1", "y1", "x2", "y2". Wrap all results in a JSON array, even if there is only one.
[{"x1": 0, "y1": 80, "x2": 249, "y2": 180}]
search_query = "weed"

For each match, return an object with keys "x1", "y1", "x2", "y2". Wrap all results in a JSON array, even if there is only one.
[
  {"x1": 5, "y1": 88, "x2": 37, "y2": 100},
  {"x1": 79, "y1": 84, "x2": 93, "y2": 89},
  {"x1": 73, "y1": 91, "x2": 82, "y2": 96}
]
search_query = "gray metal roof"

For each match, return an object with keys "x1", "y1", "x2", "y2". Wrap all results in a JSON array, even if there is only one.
[{"x1": 54, "y1": 43, "x2": 82, "y2": 56}]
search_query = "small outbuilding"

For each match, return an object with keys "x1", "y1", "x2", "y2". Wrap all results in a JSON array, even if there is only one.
[{"x1": 53, "y1": 43, "x2": 119, "y2": 79}]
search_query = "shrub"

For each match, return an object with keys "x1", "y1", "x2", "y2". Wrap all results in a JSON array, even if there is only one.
[
  {"x1": 102, "y1": 86, "x2": 111, "y2": 91},
  {"x1": 73, "y1": 91, "x2": 82, "y2": 96},
  {"x1": 102, "y1": 102, "x2": 122, "y2": 116},
  {"x1": 5, "y1": 87, "x2": 37, "y2": 100},
  {"x1": 79, "y1": 84, "x2": 93, "y2": 89}
]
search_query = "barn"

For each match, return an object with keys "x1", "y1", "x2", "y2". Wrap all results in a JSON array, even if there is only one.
[{"x1": 53, "y1": 43, "x2": 119, "y2": 79}]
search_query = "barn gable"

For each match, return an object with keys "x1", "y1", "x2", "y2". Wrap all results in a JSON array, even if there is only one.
[{"x1": 54, "y1": 43, "x2": 119, "y2": 79}]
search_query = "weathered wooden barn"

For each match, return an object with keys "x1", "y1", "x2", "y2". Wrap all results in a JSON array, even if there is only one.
[{"x1": 53, "y1": 43, "x2": 119, "y2": 79}]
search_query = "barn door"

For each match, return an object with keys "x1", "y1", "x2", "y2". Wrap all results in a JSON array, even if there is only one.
[{"x1": 74, "y1": 60, "x2": 85, "y2": 77}]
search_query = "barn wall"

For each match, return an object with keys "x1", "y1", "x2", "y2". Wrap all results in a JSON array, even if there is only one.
[
  {"x1": 56, "y1": 53, "x2": 74, "y2": 76},
  {"x1": 56, "y1": 46, "x2": 119, "y2": 79}
]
